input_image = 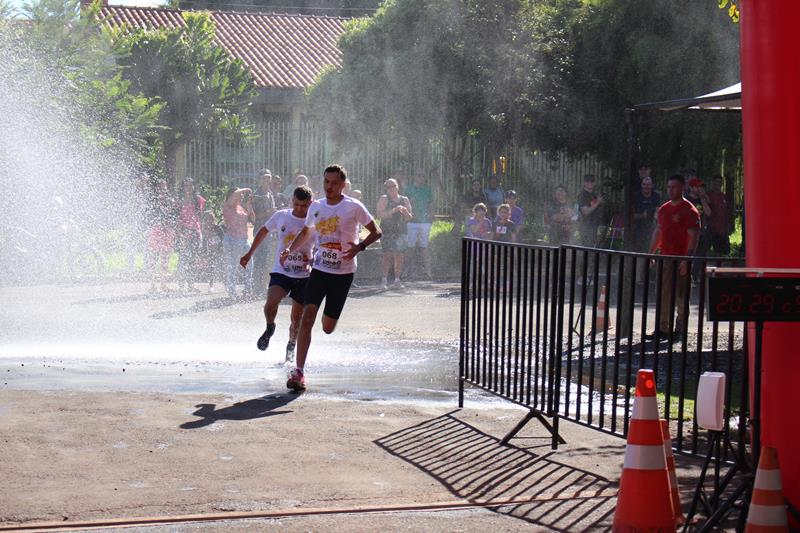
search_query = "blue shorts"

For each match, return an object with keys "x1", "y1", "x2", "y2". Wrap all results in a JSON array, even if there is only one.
[
  {"x1": 268, "y1": 273, "x2": 308, "y2": 304},
  {"x1": 303, "y1": 269, "x2": 354, "y2": 320}
]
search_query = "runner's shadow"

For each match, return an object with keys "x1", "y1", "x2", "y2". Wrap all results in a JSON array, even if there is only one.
[
  {"x1": 180, "y1": 393, "x2": 296, "y2": 429},
  {"x1": 374, "y1": 411, "x2": 618, "y2": 531}
]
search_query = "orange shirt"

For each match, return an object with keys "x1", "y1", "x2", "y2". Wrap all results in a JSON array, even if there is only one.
[{"x1": 657, "y1": 198, "x2": 700, "y2": 256}]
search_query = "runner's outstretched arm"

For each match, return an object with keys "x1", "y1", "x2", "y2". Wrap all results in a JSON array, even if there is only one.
[{"x1": 240, "y1": 226, "x2": 270, "y2": 268}]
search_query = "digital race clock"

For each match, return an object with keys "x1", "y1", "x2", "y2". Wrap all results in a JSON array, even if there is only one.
[{"x1": 707, "y1": 276, "x2": 800, "y2": 322}]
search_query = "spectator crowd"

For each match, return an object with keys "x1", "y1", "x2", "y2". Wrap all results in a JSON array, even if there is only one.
[
  {"x1": 462, "y1": 165, "x2": 734, "y2": 260},
  {"x1": 134, "y1": 164, "x2": 734, "y2": 297}
]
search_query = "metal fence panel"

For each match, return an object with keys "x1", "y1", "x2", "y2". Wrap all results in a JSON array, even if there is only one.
[
  {"x1": 459, "y1": 238, "x2": 747, "y2": 460},
  {"x1": 184, "y1": 123, "x2": 617, "y2": 219}
]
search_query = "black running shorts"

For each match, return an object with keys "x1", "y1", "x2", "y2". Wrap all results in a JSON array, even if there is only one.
[
  {"x1": 303, "y1": 269, "x2": 354, "y2": 320},
  {"x1": 268, "y1": 273, "x2": 308, "y2": 304}
]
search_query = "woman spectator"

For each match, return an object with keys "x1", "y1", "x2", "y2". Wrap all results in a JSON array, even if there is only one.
[
  {"x1": 175, "y1": 178, "x2": 205, "y2": 293},
  {"x1": 377, "y1": 178, "x2": 413, "y2": 289},
  {"x1": 222, "y1": 186, "x2": 252, "y2": 299},
  {"x1": 146, "y1": 179, "x2": 179, "y2": 295},
  {"x1": 544, "y1": 185, "x2": 576, "y2": 245}
]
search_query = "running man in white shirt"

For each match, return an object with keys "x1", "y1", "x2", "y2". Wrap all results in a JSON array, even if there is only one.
[
  {"x1": 280, "y1": 165, "x2": 382, "y2": 391},
  {"x1": 240, "y1": 186, "x2": 314, "y2": 362}
]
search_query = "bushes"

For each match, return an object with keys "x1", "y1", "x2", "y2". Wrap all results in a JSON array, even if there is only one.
[{"x1": 429, "y1": 221, "x2": 461, "y2": 280}]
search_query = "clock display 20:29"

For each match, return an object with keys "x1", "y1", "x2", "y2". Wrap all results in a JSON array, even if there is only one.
[{"x1": 707, "y1": 277, "x2": 800, "y2": 322}]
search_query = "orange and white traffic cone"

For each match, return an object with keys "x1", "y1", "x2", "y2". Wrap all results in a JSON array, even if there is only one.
[
  {"x1": 745, "y1": 446, "x2": 789, "y2": 532},
  {"x1": 661, "y1": 419, "x2": 686, "y2": 527},
  {"x1": 613, "y1": 369, "x2": 675, "y2": 533},
  {"x1": 595, "y1": 284, "x2": 609, "y2": 332}
]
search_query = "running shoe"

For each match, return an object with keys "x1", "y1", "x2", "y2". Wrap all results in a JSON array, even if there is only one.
[
  {"x1": 286, "y1": 368, "x2": 306, "y2": 392},
  {"x1": 285, "y1": 340, "x2": 296, "y2": 363},
  {"x1": 256, "y1": 323, "x2": 276, "y2": 351}
]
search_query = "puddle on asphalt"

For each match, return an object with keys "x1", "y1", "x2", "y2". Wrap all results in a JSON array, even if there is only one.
[{"x1": 0, "y1": 338, "x2": 497, "y2": 406}]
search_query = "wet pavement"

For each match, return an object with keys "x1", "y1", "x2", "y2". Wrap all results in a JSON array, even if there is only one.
[{"x1": 0, "y1": 280, "x2": 476, "y2": 403}]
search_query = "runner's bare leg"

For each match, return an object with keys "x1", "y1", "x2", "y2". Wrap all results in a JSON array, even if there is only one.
[
  {"x1": 296, "y1": 304, "x2": 319, "y2": 370},
  {"x1": 264, "y1": 284, "x2": 287, "y2": 325},
  {"x1": 289, "y1": 300, "x2": 303, "y2": 342}
]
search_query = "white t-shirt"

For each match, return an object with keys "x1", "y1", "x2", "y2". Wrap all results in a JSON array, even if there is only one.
[
  {"x1": 304, "y1": 196, "x2": 374, "y2": 275},
  {"x1": 265, "y1": 209, "x2": 314, "y2": 278}
]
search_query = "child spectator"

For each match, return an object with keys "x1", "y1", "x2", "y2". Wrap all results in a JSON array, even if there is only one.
[
  {"x1": 493, "y1": 204, "x2": 517, "y2": 243},
  {"x1": 466, "y1": 203, "x2": 492, "y2": 239}
]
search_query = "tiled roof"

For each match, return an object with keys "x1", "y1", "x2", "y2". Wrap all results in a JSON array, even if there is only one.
[{"x1": 99, "y1": 5, "x2": 348, "y2": 89}]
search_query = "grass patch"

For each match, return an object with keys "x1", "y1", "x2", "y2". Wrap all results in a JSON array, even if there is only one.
[{"x1": 658, "y1": 392, "x2": 695, "y2": 422}]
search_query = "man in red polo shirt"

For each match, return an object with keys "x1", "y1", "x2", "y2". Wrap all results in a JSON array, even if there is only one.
[{"x1": 650, "y1": 174, "x2": 700, "y2": 336}]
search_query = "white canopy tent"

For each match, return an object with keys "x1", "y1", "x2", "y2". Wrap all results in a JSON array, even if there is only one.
[{"x1": 632, "y1": 82, "x2": 742, "y2": 112}]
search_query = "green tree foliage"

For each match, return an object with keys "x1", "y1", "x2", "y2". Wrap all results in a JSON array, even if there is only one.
[
  {"x1": 311, "y1": 0, "x2": 740, "y2": 186},
  {"x1": 524, "y1": 0, "x2": 740, "y2": 177},
  {"x1": 309, "y1": 0, "x2": 527, "y2": 194},
  {"x1": 110, "y1": 11, "x2": 259, "y2": 178},
  {"x1": 4, "y1": 0, "x2": 163, "y2": 167}
]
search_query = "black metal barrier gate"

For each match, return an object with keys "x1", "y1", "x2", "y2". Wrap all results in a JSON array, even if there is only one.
[{"x1": 458, "y1": 237, "x2": 747, "y2": 459}]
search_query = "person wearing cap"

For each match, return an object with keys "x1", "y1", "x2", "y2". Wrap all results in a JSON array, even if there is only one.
[
  {"x1": 684, "y1": 169, "x2": 712, "y2": 260},
  {"x1": 504, "y1": 190, "x2": 524, "y2": 227},
  {"x1": 248, "y1": 169, "x2": 276, "y2": 298}
]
